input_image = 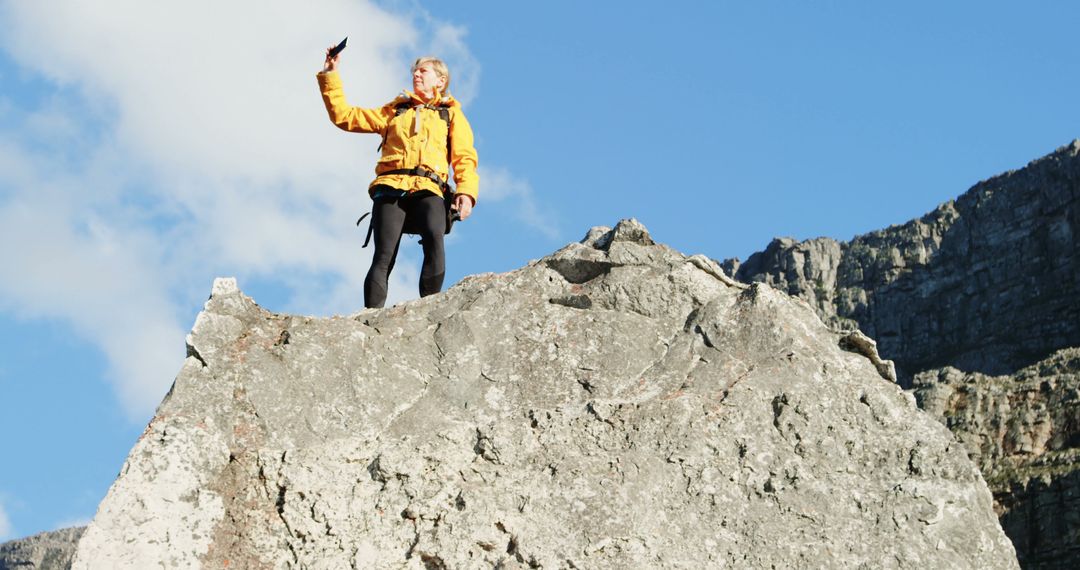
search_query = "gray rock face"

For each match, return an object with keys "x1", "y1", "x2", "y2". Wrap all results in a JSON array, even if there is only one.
[
  {"x1": 0, "y1": 527, "x2": 84, "y2": 570},
  {"x1": 72, "y1": 220, "x2": 1016, "y2": 569},
  {"x1": 725, "y1": 141, "x2": 1080, "y2": 568},
  {"x1": 728, "y1": 140, "x2": 1080, "y2": 384},
  {"x1": 914, "y1": 348, "x2": 1080, "y2": 568}
]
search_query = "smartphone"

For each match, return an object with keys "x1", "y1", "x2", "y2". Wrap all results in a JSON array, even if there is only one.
[{"x1": 328, "y1": 37, "x2": 348, "y2": 59}]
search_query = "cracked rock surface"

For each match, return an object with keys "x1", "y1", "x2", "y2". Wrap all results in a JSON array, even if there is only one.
[{"x1": 72, "y1": 219, "x2": 1016, "y2": 569}]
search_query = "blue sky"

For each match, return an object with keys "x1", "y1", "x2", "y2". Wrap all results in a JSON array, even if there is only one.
[{"x1": 1, "y1": 0, "x2": 1077, "y2": 540}]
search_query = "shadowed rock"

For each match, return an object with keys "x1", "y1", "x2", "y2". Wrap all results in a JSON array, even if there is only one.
[{"x1": 915, "y1": 348, "x2": 1080, "y2": 568}]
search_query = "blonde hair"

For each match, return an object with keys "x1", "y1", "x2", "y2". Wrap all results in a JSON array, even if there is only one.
[{"x1": 412, "y1": 56, "x2": 450, "y2": 90}]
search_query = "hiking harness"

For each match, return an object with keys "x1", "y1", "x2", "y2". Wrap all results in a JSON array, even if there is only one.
[{"x1": 356, "y1": 100, "x2": 458, "y2": 247}]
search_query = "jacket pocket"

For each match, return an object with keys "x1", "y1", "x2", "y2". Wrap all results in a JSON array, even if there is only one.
[{"x1": 375, "y1": 153, "x2": 405, "y2": 174}]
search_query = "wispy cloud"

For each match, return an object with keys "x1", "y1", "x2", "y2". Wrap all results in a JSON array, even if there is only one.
[
  {"x1": 478, "y1": 166, "x2": 560, "y2": 239},
  {"x1": 53, "y1": 516, "x2": 92, "y2": 531},
  {"x1": 426, "y1": 23, "x2": 480, "y2": 106},
  {"x1": 0, "y1": 498, "x2": 12, "y2": 540},
  {"x1": 0, "y1": 1, "x2": 477, "y2": 418}
]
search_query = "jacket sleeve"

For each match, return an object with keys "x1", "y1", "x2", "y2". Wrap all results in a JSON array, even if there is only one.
[
  {"x1": 449, "y1": 108, "x2": 479, "y2": 202},
  {"x1": 317, "y1": 71, "x2": 390, "y2": 134}
]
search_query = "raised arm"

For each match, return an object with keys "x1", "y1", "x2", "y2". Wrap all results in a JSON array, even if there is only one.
[
  {"x1": 317, "y1": 72, "x2": 393, "y2": 134},
  {"x1": 316, "y1": 47, "x2": 390, "y2": 134}
]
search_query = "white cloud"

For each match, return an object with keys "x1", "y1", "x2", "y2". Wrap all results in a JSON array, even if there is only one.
[
  {"x1": 425, "y1": 23, "x2": 480, "y2": 105},
  {"x1": 54, "y1": 516, "x2": 92, "y2": 531},
  {"x1": 478, "y1": 166, "x2": 560, "y2": 239},
  {"x1": 0, "y1": 192, "x2": 186, "y2": 413},
  {"x1": 0, "y1": 498, "x2": 12, "y2": 540},
  {"x1": 0, "y1": 1, "x2": 479, "y2": 418}
]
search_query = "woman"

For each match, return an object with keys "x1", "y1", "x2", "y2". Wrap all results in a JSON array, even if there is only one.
[{"x1": 318, "y1": 50, "x2": 479, "y2": 308}]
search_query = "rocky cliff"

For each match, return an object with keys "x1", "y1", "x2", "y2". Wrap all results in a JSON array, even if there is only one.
[
  {"x1": 914, "y1": 348, "x2": 1080, "y2": 569},
  {"x1": 724, "y1": 141, "x2": 1080, "y2": 568},
  {"x1": 69, "y1": 220, "x2": 1016, "y2": 568},
  {"x1": 726, "y1": 140, "x2": 1080, "y2": 385},
  {"x1": 0, "y1": 527, "x2": 83, "y2": 570}
]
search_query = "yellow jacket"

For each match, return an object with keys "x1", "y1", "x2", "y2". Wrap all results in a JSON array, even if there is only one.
[{"x1": 317, "y1": 71, "x2": 479, "y2": 202}]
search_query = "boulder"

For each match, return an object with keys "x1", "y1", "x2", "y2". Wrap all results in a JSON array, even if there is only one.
[{"x1": 72, "y1": 220, "x2": 1016, "y2": 569}]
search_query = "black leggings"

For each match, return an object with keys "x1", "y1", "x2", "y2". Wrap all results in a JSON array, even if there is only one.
[{"x1": 364, "y1": 191, "x2": 446, "y2": 308}]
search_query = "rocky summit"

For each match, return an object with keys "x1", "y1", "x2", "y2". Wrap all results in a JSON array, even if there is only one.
[{"x1": 68, "y1": 220, "x2": 1016, "y2": 569}]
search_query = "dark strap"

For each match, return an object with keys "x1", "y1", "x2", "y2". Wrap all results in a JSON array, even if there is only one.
[
  {"x1": 356, "y1": 211, "x2": 374, "y2": 247},
  {"x1": 393, "y1": 101, "x2": 451, "y2": 124},
  {"x1": 382, "y1": 167, "x2": 451, "y2": 192}
]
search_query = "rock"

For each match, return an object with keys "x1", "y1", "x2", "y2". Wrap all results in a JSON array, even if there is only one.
[
  {"x1": 839, "y1": 330, "x2": 897, "y2": 384},
  {"x1": 71, "y1": 220, "x2": 1016, "y2": 568},
  {"x1": 914, "y1": 348, "x2": 1080, "y2": 568},
  {"x1": 727, "y1": 141, "x2": 1080, "y2": 568},
  {"x1": 726, "y1": 236, "x2": 847, "y2": 331},
  {"x1": 0, "y1": 527, "x2": 84, "y2": 570}
]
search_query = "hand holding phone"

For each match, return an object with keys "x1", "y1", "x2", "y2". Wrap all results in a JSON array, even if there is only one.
[
  {"x1": 323, "y1": 37, "x2": 347, "y2": 73},
  {"x1": 328, "y1": 37, "x2": 347, "y2": 59}
]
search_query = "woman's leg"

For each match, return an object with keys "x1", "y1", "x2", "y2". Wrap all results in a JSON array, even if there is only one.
[
  {"x1": 408, "y1": 193, "x2": 448, "y2": 297},
  {"x1": 364, "y1": 197, "x2": 407, "y2": 308}
]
